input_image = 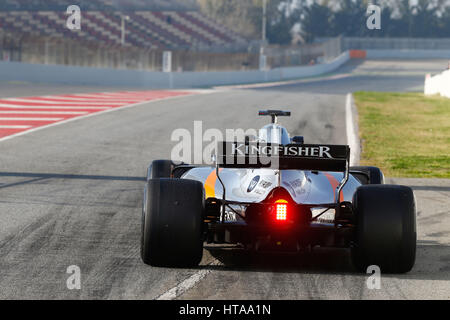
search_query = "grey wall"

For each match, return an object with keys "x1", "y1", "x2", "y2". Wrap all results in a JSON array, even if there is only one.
[{"x1": 0, "y1": 52, "x2": 350, "y2": 88}]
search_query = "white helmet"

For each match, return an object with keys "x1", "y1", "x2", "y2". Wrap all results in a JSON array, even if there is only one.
[
  {"x1": 258, "y1": 124, "x2": 291, "y2": 145},
  {"x1": 257, "y1": 110, "x2": 291, "y2": 145}
]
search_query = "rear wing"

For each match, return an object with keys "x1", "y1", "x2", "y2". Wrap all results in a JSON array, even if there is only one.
[
  {"x1": 259, "y1": 110, "x2": 291, "y2": 124},
  {"x1": 214, "y1": 142, "x2": 350, "y2": 218},
  {"x1": 216, "y1": 142, "x2": 349, "y2": 172}
]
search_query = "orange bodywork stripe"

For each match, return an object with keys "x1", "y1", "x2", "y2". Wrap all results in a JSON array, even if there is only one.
[
  {"x1": 324, "y1": 173, "x2": 344, "y2": 202},
  {"x1": 205, "y1": 169, "x2": 222, "y2": 199}
]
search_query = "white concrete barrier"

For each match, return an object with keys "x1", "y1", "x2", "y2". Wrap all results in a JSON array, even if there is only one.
[
  {"x1": 0, "y1": 52, "x2": 350, "y2": 89},
  {"x1": 366, "y1": 49, "x2": 450, "y2": 59},
  {"x1": 424, "y1": 70, "x2": 450, "y2": 98}
]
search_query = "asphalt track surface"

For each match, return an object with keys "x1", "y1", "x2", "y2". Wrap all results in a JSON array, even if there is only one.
[{"x1": 0, "y1": 59, "x2": 449, "y2": 299}]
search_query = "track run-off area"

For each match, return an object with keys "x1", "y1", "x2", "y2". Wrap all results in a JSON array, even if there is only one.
[{"x1": 0, "y1": 59, "x2": 449, "y2": 299}]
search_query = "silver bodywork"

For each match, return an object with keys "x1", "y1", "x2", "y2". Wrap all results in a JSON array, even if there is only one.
[
  {"x1": 182, "y1": 120, "x2": 360, "y2": 205},
  {"x1": 182, "y1": 167, "x2": 361, "y2": 205}
]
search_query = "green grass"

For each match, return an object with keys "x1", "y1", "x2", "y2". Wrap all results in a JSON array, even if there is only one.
[{"x1": 353, "y1": 92, "x2": 450, "y2": 178}]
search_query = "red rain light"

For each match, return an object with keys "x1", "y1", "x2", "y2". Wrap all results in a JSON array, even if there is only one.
[{"x1": 275, "y1": 199, "x2": 288, "y2": 221}]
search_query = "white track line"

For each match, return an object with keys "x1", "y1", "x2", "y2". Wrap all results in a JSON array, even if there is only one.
[
  {"x1": 71, "y1": 93, "x2": 155, "y2": 98},
  {"x1": 40, "y1": 98, "x2": 139, "y2": 103},
  {"x1": 0, "y1": 125, "x2": 32, "y2": 129},
  {"x1": 0, "y1": 111, "x2": 87, "y2": 115},
  {"x1": 346, "y1": 93, "x2": 359, "y2": 166},
  {"x1": 216, "y1": 73, "x2": 352, "y2": 90},
  {"x1": 0, "y1": 104, "x2": 111, "y2": 110},
  {"x1": 41, "y1": 95, "x2": 139, "y2": 101},
  {"x1": 156, "y1": 260, "x2": 221, "y2": 300},
  {"x1": 0, "y1": 92, "x2": 201, "y2": 143},
  {"x1": 42, "y1": 95, "x2": 137, "y2": 100},
  {"x1": 0, "y1": 117, "x2": 63, "y2": 121},
  {"x1": 3, "y1": 99, "x2": 124, "y2": 105}
]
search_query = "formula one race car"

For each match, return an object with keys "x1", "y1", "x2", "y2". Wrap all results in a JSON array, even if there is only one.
[{"x1": 141, "y1": 110, "x2": 416, "y2": 273}]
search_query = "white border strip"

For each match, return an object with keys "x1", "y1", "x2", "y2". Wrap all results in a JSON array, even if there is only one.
[
  {"x1": 0, "y1": 111, "x2": 87, "y2": 115},
  {"x1": 0, "y1": 117, "x2": 63, "y2": 121},
  {"x1": 215, "y1": 73, "x2": 352, "y2": 90},
  {"x1": 0, "y1": 125, "x2": 32, "y2": 129},
  {"x1": 346, "y1": 93, "x2": 360, "y2": 166},
  {"x1": 0, "y1": 104, "x2": 111, "y2": 110},
  {"x1": 156, "y1": 260, "x2": 220, "y2": 300},
  {"x1": 4, "y1": 98, "x2": 125, "y2": 105}
]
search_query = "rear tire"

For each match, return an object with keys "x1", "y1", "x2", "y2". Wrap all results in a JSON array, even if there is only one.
[
  {"x1": 350, "y1": 166, "x2": 384, "y2": 185},
  {"x1": 141, "y1": 178, "x2": 204, "y2": 267},
  {"x1": 147, "y1": 160, "x2": 173, "y2": 180},
  {"x1": 351, "y1": 185, "x2": 416, "y2": 273}
]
